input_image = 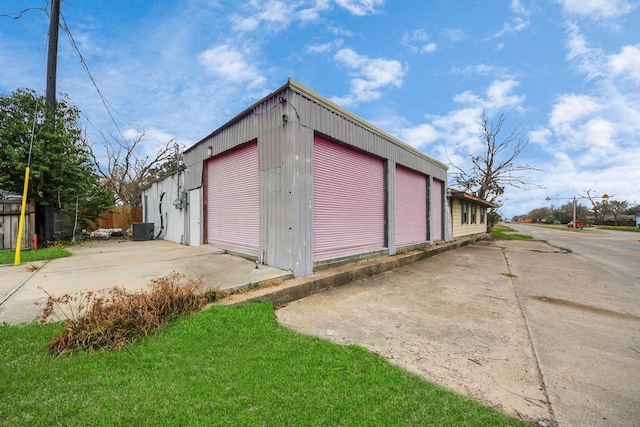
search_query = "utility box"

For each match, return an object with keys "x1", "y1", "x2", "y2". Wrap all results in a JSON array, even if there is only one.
[{"x1": 132, "y1": 222, "x2": 155, "y2": 241}]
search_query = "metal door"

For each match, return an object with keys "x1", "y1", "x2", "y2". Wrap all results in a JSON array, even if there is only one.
[
  {"x1": 206, "y1": 142, "x2": 259, "y2": 255},
  {"x1": 313, "y1": 135, "x2": 385, "y2": 259},
  {"x1": 395, "y1": 166, "x2": 427, "y2": 246}
]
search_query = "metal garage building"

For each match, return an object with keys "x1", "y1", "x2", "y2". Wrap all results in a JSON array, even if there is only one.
[{"x1": 144, "y1": 79, "x2": 448, "y2": 277}]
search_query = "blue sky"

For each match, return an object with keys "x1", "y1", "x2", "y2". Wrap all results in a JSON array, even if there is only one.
[{"x1": 1, "y1": 0, "x2": 639, "y2": 218}]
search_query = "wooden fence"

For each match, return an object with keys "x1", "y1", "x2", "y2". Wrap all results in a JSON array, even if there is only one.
[
  {"x1": 90, "y1": 206, "x2": 142, "y2": 230},
  {"x1": 0, "y1": 200, "x2": 36, "y2": 251}
]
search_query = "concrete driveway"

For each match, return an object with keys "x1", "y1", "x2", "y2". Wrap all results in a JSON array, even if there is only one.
[
  {"x1": 0, "y1": 239, "x2": 291, "y2": 325},
  {"x1": 277, "y1": 238, "x2": 640, "y2": 427}
]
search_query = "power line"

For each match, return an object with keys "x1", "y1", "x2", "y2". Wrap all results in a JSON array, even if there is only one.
[
  {"x1": 0, "y1": 7, "x2": 47, "y2": 20},
  {"x1": 59, "y1": 11, "x2": 126, "y2": 140}
]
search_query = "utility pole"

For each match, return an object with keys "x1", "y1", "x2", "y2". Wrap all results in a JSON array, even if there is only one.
[
  {"x1": 42, "y1": 0, "x2": 60, "y2": 243},
  {"x1": 45, "y1": 0, "x2": 60, "y2": 111}
]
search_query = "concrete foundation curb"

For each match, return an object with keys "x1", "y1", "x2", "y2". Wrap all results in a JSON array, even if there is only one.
[{"x1": 221, "y1": 237, "x2": 478, "y2": 307}]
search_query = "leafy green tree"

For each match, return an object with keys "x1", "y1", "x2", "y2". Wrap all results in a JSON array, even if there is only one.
[
  {"x1": 607, "y1": 200, "x2": 629, "y2": 226},
  {"x1": 0, "y1": 88, "x2": 112, "y2": 241}
]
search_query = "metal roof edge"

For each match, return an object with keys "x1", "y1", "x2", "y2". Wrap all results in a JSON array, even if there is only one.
[
  {"x1": 449, "y1": 189, "x2": 497, "y2": 208},
  {"x1": 185, "y1": 81, "x2": 290, "y2": 154},
  {"x1": 186, "y1": 78, "x2": 449, "y2": 172},
  {"x1": 287, "y1": 78, "x2": 448, "y2": 170}
]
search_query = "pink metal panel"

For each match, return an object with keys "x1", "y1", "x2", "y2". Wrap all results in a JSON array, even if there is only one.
[
  {"x1": 313, "y1": 135, "x2": 385, "y2": 260},
  {"x1": 395, "y1": 166, "x2": 427, "y2": 246},
  {"x1": 431, "y1": 179, "x2": 443, "y2": 241},
  {"x1": 207, "y1": 142, "x2": 259, "y2": 255}
]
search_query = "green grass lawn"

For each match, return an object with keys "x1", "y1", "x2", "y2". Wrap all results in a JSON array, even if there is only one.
[
  {"x1": 597, "y1": 225, "x2": 640, "y2": 232},
  {"x1": 0, "y1": 303, "x2": 526, "y2": 426},
  {"x1": 0, "y1": 246, "x2": 71, "y2": 265},
  {"x1": 492, "y1": 226, "x2": 533, "y2": 240}
]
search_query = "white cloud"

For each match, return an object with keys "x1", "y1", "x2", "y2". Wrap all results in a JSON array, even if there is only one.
[
  {"x1": 452, "y1": 64, "x2": 511, "y2": 77},
  {"x1": 230, "y1": 0, "x2": 382, "y2": 32},
  {"x1": 402, "y1": 29, "x2": 437, "y2": 54},
  {"x1": 231, "y1": 0, "x2": 295, "y2": 32},
  {"x1": 565, "y1": 23, "x2": 606, "y2": 80},
  {"x1": 198, "y1": 44, "x2": 266, "y2": 88},
  {"x1": 399, "y1": 123, "x2": 439, "y2": 149},
  {"x1": 442, "y1": 28, "x2": 465, "y2": 42},
  {"x1": 334, "y1": 0, "x2": 384, "y2": 16},
  {"x1": 608, "y1": 44, "x2": 640, "y2": 85},
  {"x1": 332, "y1": 48, "x2": 406, "y2": 106},
  {"x1": 307, "y1": 39, "x2": 344, "y2": 54},
  {"x1": 453, "y1": 79, "x2": 525, "y2": 112},
  {"x1": 528, "y1": 26, "x2": 640, "y2": 206},
  {"x1": 548, "y1": 93, "x2": 601, "y2": 130},
  {"x1": 554, "y1": 0, "x2": 634, "y2": 18},
  {"x1": 488, "y1": 0, "x2": 531, "y2": 39},
  {"x1": 298, "y1": 0, "x2": 332, "y2": 21}
]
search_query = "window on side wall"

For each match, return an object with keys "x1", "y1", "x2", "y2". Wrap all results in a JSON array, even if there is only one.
[
  {"x1": 462, "y1": 202, "x2": 468, "y2": 224},
  {"x1": 471, "y1": 204, "x2": 477, "y2": 224},
  {"x1": 481, "y1": 207, "x2": 485, "y2": 224}
]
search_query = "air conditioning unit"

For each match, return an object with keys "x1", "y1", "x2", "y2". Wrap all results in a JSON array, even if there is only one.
[{"x1": 132, "y1": 222, "x2": 155, "y2": 241}]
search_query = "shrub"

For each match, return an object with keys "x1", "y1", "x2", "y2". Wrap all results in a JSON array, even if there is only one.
[{"x1": 40, "y1": 272, "x2": 206, "y2": 355}]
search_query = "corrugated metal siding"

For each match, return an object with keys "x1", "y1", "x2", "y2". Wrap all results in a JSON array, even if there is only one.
[
  {"x1": 142, "y1": 173, "x2": 186, "y2": 244},
  {"x1": 259, "y1": 124, "x2": 288, "y2": 268},
  {"x1": 395, "y1": 166, "x2": 427, "y2": 246},
  {"x1": 207, "y1": 142, "x2": 259, "y2": 255},
  {"x1": 180, "y1": 82, "x2": 448, "y2": 276},
  {"x1": 184, "y1": 86, "x2": 446, "y2": 191},
  {"x1": 313, "y1": 135, "x2": 385, "y2": 259},
  {"x1": 289, "y1": 90, "x2": 447, "y2": 182},
  {"x1": 184, "y1": 94, "x2": 287, "y2": 191},
  {"x1": 288, "y1": 125, "x2": 314, "y2": 276},
  {"x1": 431, "y1": 179, "x2": 444, "y2": 241}
]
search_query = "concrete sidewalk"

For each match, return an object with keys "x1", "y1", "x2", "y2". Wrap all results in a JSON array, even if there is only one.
[
  {"x1": 0, "y1": 239, "x2": 292, "y2": 325},
  {"x1": 271, "y1": 239, "x2": 640, "y2": 427}
]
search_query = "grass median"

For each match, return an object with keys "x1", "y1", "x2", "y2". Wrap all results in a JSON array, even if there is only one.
[
  {"x1": 0, "y1": 246, "x2": 71, "y2": 265},
  {"x1": 1, "y1": 302, "x2": 526, "y2": 426},
  {"x1": 597, "y1": 225, "x2": 640, "y2": 232},
  {"x1": 492, "y1": 225, "x2": 533, "y2": 240}
]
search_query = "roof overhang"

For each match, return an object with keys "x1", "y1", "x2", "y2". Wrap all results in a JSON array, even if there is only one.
[{"x1": 449, "y1": 189, "x2": 497, "y2": 208}]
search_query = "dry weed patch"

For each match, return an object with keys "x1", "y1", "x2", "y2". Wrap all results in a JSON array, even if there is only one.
[{"x1": 40, "y1": 272, "x2": 206, "y2": 355}]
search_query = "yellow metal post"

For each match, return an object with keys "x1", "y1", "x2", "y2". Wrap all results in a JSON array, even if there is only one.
[{"x1": 14, "y1": 167, "x2": 31, "y2": 265}]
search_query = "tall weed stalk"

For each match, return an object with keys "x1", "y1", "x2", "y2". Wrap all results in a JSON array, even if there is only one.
[{"x1": 40, "y1": 272, "x2": 206, "y2": 355}]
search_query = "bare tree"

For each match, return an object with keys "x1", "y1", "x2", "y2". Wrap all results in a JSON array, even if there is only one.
[
  {"x1": 450, "y1": 112, "x2": 542, "y2": 225},
  {"x1": 581, "y1": 189, "x2": 607, "y2": 225},
  {"x1": 86, "y1": 131, "x2": 175, "y2": 206}
]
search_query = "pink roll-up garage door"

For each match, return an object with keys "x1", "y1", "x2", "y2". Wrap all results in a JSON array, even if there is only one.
[
  {"x1": 207, "y1": 142, "x2": 259, "y2": 255},
  {"x1": 313, "y1": 135, "x2": 385, "y2": 260},
  {"x1": 395, "y1": 166, "x2": 427, "y2": 246},
  {"x1": 431, "y1": 179, "x2": 443, "y2": 241}
]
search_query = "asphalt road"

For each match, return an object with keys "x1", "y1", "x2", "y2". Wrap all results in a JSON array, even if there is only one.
[{"x1": 508, "y1": 223, "x2": 640, "y2": 283}]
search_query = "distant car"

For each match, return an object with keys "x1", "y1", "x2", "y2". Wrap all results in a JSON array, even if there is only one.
[
  {"x1": 505, "y1": 219, "x2": 511, "y2": 223},
  {"x1": 567, "y1": 220, "x2": 585, "y2": 228}
]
